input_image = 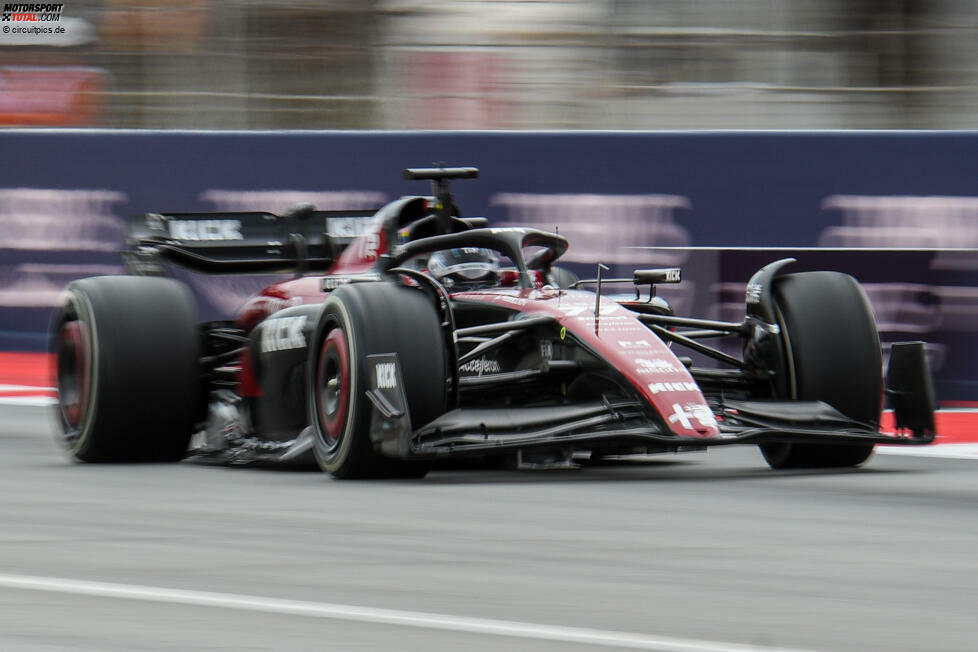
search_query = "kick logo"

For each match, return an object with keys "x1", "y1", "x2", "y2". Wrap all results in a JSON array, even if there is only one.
[{"x1": 375, "y1": 362, "x2": 397, "y2": 389}]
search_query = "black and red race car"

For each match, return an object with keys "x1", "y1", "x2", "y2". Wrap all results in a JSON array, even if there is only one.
[{"x1": 53, "y1": 167, "x2": 936, "y2": 478}]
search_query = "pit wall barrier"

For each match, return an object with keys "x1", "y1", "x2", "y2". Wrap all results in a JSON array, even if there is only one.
[{"x1": 1, "y1": 130, "x2": 976, "y2": 400}]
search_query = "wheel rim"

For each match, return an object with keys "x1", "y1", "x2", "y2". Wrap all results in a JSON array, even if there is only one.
[
  {"x1": 56, "y1": 319, "x2": 91, "y2": 439},
  {"x1": 316, "y1": 327, "x2": 350, "y2": 450}
]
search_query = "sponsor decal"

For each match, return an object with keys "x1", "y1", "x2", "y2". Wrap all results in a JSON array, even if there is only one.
[
  {"x1": 497, "y1": 295, "x2": 528, "y2": 307},
  {"x1": 458, "y1": 357, "x2": 501, "y2": 375},
  {"x1": 559, "y1": 326, "x2": 567, "y2": 341},
  {"x1": 558, "y1": 303, "x2": 620, "y2": 317},
  {"x1": 375, "y1": 362, "x2": 397, "y2": 389},
  {"x1": 539, "y1": 340, "x2": 553, "y2": 363},
  {"x1": 326, "y1": 216, "x2": 370, "y2": 239},
  {"x1": 667, "y1": 402, "x2": 718, "y2": 430},
  {"x1": 357, "y1": 232, "x2": 380, "y2": 261},
  {"x1": 260, "y1": 315, "x2": 307, "y2": 353},
  {"x1": 647, "y1": 381, "x2": 698, "y2": 394},
  {"x1": 635, "y1": 358, "x2": 678, "y2": 374},
  {"x1": 259, "y1": 296, "x2": 303, "y2": 316},
  {"x1": 745, "y1": 282, "x2": 762, "y2": 304},
  {"x1": 664, "y1": 268, "x2": 681, "y2": 282},
  {"x1": 322, "y1": 277, "x2": 351, "y2": 291},
  {"x1": 618, "y1": 339, "x2": 652, "y2": 349},
  {"x1": 168, "y1": 219, "x2": 242, "y2": 242}
]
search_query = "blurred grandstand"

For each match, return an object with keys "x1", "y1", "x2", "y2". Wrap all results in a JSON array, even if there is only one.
[{"x1": 0, "y1": 0, "x2": 975, "y2": 129}]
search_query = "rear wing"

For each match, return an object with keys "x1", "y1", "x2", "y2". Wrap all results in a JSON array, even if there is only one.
[{"x1": 123, "y1": 209, "x2": 378, "y2": 276}]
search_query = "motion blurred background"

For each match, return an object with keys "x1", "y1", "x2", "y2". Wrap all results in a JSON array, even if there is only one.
[
  {"x1": 1, "y1": 0, "x2": 974, "y2": 130},
  {"x1": 2, "y1": 0, "x2": 978, "y2": 402}
]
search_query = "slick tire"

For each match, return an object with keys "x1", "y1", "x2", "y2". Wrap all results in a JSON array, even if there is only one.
[
  {"x1": 759, "y1": 271, "x2": 881, "y2": 469},
  {"x1": 309, "y1": 283, "x2": 447, "y2": 479},
  {"x1": 52, "y1": 276, "x2": 201, "y2": 462}
]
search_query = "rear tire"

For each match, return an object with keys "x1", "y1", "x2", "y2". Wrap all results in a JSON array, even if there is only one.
[
  {"x1": 52, "y1": 276, "x2": 201, "y2": 462},
  {"x1": 309, "y1": 283, "x2": 447, "y2": 479},
  {"x1": 759, "y1": 272, "x2": 881, "y2": 469}
]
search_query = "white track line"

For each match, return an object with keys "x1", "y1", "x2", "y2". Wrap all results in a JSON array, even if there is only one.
[
  {"x1": 0, "y1": 385, "x2": 56, "y2": 392},
  {"x1": 0, "y1": 384, "x2": 57, "y2": 406},
  {"x1": 0, "y1": 396, "x2": 56, "y2": 406},
  {"x1": 877, "y1": 443, "x2": 978, "y2": 459},
  {"x1": 0, "y1": 572, "x2": 809, "y2": 652}
]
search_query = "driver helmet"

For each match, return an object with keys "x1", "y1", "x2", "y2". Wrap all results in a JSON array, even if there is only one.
[{"x1": 428, "y1": 247, "x2": 499, "y2": 290}]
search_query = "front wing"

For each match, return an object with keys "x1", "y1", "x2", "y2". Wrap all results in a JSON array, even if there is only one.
[{"x1": 371, "y1": 393, "x2": 934, "y2": 459}]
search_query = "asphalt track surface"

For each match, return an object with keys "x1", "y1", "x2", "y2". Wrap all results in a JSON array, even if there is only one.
[{"x1": 1, "y1": 405, "x2": 977, "y2": 651}]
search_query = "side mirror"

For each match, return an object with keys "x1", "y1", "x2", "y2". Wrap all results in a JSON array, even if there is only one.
[{"x1": 633, "y1": 268, "x2": 681, "y2": 285}]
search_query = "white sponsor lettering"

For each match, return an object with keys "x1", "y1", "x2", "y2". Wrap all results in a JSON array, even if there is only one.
[
  {"x1": 326, "y1": 216, "x2": 371, "y2": 238},
  {"x1": 357, "y1": 232, "x2": 380, "y2": 261},
  {"x1": 636, "y1": 358, "x2": 678, "y2": 374},
  {"x1": 261, "y1": 315, "x2": 307, "y2": 353},
  {"x1": 539, "y1": 340, "x2": 553, "y2": 362},
  {"x1": 168, "y1": 219, "x2": 243, "y2": 241},
  {"x1": 497, "y1": 296, "x2": 528, "y2": 307},
  {"x1": 322, "y1": 277, "x2": 351, "y2": 291},
  {"x1": 376, "y1": 362, "x2": 397, "y2": 389},
  {"x1": 647, "y1": 381, "x2": 698, "y2": 394},
  {"x1": 618, "y1": 339, "x2": 652, "y2": 349},
  {"x1": 458, "y1": 358, "x2": 501, "y2": 375},
  {"x1": 667, "y1": 402, "x2": 718, "y2": 430},
  {"x1": 664, "y1": 268, "x2": 681, "y2": 282},
  {"x1": 745, "y1": 282, "x2": 762, "y2": 304}
]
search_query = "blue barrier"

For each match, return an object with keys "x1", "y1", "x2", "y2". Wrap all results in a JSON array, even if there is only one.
[{"x1": 1, "y1": 130, "x2": 976, "y2": 399}]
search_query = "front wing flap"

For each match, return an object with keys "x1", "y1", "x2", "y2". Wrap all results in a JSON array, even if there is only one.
[{"x1": 403, "y1": 398, "x2": 934, "y2": 458}]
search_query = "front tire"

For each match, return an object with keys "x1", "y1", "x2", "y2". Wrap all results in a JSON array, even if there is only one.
[
  {"x1": 309, "y1": 283, "x2": 447, "y2": 479},
  {"x1": 759, "y1": 271, "x2": 882, "y2": 469},
  {"x1": 53, "y1": 276, "x2": 201, "y2": 462}
]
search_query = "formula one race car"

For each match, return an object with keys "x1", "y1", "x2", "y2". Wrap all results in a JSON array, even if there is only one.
[{"x1": 52, "y1": 167, "x2": 937, "y2": 478}]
